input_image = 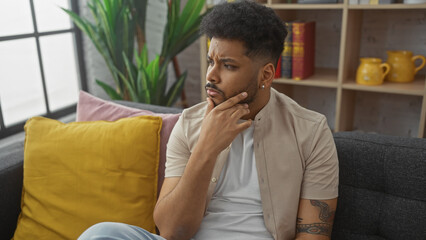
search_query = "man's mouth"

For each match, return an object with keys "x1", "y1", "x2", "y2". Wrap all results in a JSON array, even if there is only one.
[{"x1": 206, "y1": 88, "x2": 221, "y2": 97}]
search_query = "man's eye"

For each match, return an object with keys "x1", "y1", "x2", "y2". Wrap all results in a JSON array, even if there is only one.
[
  {"x1": 207, "y1": 59, "x2": 214, "y2": 66},
  {"x1": 224, "y1": 64, "x2": 236, "y2": 70}
]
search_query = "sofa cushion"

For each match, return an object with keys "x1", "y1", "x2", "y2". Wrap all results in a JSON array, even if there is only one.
[
  {"x1": 76, "y1": 91, "x2": 180, "y2": 195},
  {"x1": 332, "y1": 132, "x2": 426, "y2": 240},
  {"x1": 13, "y1": 116, "x2": 162, "y2": 239}
]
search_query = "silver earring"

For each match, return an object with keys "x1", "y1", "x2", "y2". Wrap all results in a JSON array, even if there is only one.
[{"x1": 261, "y1": 84, "x2": 265, "y2": 89}]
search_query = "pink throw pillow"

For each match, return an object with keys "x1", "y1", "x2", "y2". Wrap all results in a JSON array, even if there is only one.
[{"x1": 76, "y1": 91, "x2": 180, "y2": 195}]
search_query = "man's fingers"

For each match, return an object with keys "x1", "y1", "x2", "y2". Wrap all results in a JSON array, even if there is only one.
[
  {"x1": 216, "y1": 92, "x2": 248, "y2": 110},
  {"x1": 205, "y1": 98, "x2": 215, "y2": 117},
  {"x1": 230, "y1": 105, "x2": 250, "y2": 119},
  {"x1": 236, "y1": 119, "x2": 252, "y2": 132}
]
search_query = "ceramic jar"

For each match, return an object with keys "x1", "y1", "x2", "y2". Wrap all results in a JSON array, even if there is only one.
[
  {"x1": 386, "y1": 50, "x2": 426, "y2": 83},
  {"x1": 356, "y1": 58, "x2": 390, "y2": 86}
]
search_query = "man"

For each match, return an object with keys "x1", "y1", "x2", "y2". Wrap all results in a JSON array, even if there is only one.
[{"x1": 79, "y1": 1, "x2": 338, "y2": 240}]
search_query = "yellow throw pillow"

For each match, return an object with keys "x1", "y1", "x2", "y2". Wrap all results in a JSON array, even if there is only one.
[{"x1": 13, "y1": 116, "x2": 162, "y2": 240}]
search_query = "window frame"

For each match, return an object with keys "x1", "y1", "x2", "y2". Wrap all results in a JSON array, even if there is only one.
[{"x1": 0, "y1": 0, "x2": 87, "y2": 139}]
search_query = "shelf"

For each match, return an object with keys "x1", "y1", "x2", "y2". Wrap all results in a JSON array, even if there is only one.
[
  {"x1": 273, "y1": 68, "x2": 338, "y2": 88},
  {"x1": 342, "y1": 76, "x2": 425, "y2": 96},
  {"x1": 348, "y1": 3, "x2": 426, "y2": 9},
  {"x1": 267, "y1": 4, "x2": 344, "y2": 9}
]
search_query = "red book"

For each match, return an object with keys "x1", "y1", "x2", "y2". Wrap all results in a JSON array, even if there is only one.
[
  {"x1": 275, "y1": 57, "x2": 282, "y2": 79},
  {"x1": 292, "y1": 21, "x2": 315, "y2": 80}
]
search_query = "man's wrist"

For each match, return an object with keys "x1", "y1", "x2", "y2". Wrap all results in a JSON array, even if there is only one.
[{"x1": 192, "y1": 140, "x2": 222, "y2": 161}]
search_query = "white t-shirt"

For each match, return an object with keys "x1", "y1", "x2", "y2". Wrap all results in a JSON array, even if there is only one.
[{"x1": 193, "y1": 124, "x2": 273, "y2": 240}]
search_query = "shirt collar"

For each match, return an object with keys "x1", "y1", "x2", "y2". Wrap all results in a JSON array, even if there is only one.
[{"x1": 254, "y1": 88, "x2": 278, "y2": 122}]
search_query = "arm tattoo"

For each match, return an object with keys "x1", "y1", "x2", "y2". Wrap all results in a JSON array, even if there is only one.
[
  {"x1": 310, "y1": 200, "x2": 335, "y2": 223},
  {"x1": 296, "y1": 200, "x2": 335, "y2": 237},
  {"x1": 296, "y1": 222, "x2": 332, "y2": 236}
]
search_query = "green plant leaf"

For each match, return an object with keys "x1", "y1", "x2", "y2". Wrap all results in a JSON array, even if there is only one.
[
  {"x1": 104, "y1": 0, "x2": 113, "y2": 24},
  {"x1": 94, "y1": 1, "x2": 113, "y2": 53},
  {"x1": 118, "y1": 53, "x2": 139, "y2": 102},
  {"x1": 134, "y1": 71, "x2": 144, "y2": 102},
  {"x1": 146, "y1": 55, "x2": 160, "y2": 90},
  {"x1": 95, "y1": 79, "x2": 123, "y2": 100},
  {"x1": 161, "y1": 0, "x2": 206, "y2": 61},
  {"x1": 170, "y1": 25, "x2": 201, "y2": 57},
  {"x1": 181, "y1": 0, "x2": 205, "y2": 33},
  {"x1": 166, "y1": 71, "x2": 187, "y2": 107},
  {"x1": 141, "y1": 45, "x2": 148, "y2": 68},
  {"x1": 138, "y1": 68, "x2": 151, "y2": 103},
  {"x1": 175, "y1": 0, "x2": 202, "y2": 36}
]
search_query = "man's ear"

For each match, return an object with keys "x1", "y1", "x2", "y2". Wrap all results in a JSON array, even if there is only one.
[{"x1": 260, "y1": 62, "x2": 275, "y2": 88}]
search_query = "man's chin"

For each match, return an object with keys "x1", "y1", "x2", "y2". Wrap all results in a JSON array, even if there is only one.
[
  {"x1": 211, "y1": 98, "x2": 221, "y2": 107},
  {"x1": 206, "y1": 96, "x2": 223, "y2": 107}
]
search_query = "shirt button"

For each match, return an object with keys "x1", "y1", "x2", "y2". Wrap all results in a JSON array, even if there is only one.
[
  {"x1": 211, "y1": 177, "x2": 217, "y2": 183},
  {"x1": 260, "y1": 178, "x2": 265, "y2": 184}
]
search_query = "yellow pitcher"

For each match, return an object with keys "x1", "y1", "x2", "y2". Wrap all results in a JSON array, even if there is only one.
[
  {"x1": 386, "y1": 50, "x2": 426, "y2": 83},
  {"x1": 356, "y1": 58, "x2": 390, "y2": 86}
]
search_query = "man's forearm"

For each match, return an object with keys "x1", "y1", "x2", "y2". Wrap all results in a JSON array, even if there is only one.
[{"x1": 154, "y1": 145, "x2": 219, "y2": 240}]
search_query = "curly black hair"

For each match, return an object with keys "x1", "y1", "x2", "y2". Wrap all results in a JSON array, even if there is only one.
[{"x1": 200, "y1": 0, "x2": 287, "y2": 67}]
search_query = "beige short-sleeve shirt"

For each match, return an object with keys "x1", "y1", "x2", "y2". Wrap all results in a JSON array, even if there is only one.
[{"x1": 165, "y1": 88, "x2": 339, "y2": 240}]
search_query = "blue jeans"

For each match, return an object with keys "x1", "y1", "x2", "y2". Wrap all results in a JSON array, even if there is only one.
[{"x1": 78, "y1": 222, "x2": 166, "y2": 240}]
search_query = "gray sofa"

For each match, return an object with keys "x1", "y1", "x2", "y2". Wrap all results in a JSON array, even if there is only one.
[{"x1": 1, "y1": 102, "x2": 425, "y2": 240}]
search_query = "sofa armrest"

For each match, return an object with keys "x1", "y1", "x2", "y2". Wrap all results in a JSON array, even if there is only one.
[
  {"x1": 0, "y1": 141, "x2": 24, "y2": 239},
  {"x1": 332, "y1": 132, "x2": 426, "y2": 240}
]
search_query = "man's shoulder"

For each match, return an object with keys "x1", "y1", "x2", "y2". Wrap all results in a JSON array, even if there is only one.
[
  {"x1": 272, "y1": 89, "x2": 326, "y2": 124},
  {"x1": 181, "y1": 101, "x2": 207, "y2": 120}
]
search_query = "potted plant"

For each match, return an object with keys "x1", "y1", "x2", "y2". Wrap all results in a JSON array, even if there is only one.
[{"x1": 64, "y1": 0, "x2": 205, "y2": 106}]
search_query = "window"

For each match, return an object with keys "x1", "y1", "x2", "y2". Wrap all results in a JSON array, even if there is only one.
[{"x1": 0, "y1": 0, "x2": 86, "y2": 138}]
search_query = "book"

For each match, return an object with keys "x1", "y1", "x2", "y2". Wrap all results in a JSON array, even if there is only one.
[
  {"x1": 298, "y1": 0, "x2": 337, "y2": 3},
  {"x1": 292, "y1": 21, "x2": 315, "y2": 80},
  {"x1": 358, "y1": 0, "x2": 395, "y2": 4},
  {"x1": 281, "y1": 22, "x2": 293, "y2": 79},
  {"x1": 275, "y1": 57, "x2": 282, "y2": 79}
]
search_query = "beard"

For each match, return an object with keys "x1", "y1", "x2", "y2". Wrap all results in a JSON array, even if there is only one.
[{"x1": 205, "y1": 75, "x2": 259, "y2": 107}]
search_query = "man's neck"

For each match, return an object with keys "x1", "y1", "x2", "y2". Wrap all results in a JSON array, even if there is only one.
[{"x1": 241, "y1": 90, "x2": 271, "y2": 120}]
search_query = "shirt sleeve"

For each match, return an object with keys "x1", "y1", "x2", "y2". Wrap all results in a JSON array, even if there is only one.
[
  {"x1": 300, "y1": 116, "x2": 339, "y2": 200},
  {"x1": 164, "y1": 113, "x2": 191, "y2": 178}
]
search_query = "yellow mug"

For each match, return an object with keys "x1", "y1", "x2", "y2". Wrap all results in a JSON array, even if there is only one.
[
  {"x1": 386, "y1": 50, "x2": 426, "y2": 83},
  {"x1": 356, "y1": 58, "x2": 390, "y2": 86}
]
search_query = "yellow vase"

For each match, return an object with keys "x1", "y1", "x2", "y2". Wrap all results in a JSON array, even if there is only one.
[
  {"x1": 356, "y1": 58, "x2": 390, "y2": 86},
  {"x1": 386, "y1": 50, "x2": 426, "y2": 83}
]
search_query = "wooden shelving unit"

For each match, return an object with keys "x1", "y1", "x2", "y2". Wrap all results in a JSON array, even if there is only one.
[
  {"x1": 347, "y1": 3, "x2": 426, "y2": 9},
  {"x1": 274, "y1": 68, "x2": 338, "y2": 88},
  {"x1": 200, "y1": 0, "x2": 426, "y2": 137},
  {"x1": 267, "y1": 3, "x2": 345, "y2": 9},
  {"x1": 342, "y1": 76, "x2": 425, "y2": 96}
]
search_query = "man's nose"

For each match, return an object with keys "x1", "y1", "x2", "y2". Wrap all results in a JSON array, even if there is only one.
[{"x1": 206, "y1": 63, "x2": 220, "y2": 84}]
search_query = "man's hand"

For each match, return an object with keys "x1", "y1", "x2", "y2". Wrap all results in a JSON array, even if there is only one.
[{"x1": 198, "y1": 92, "x2": 253, "y2": 156}]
